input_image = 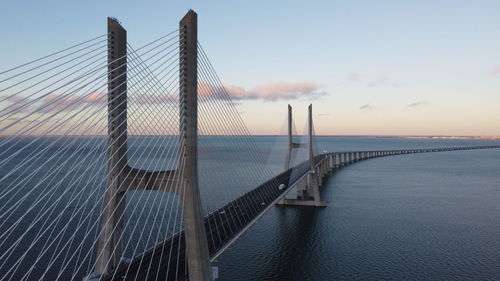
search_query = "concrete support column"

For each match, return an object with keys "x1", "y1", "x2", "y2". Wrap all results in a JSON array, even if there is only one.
[
  {"x1": 284, "y1": 104, "x2": 293, "y2": 170},
  {"x1": 317, "y1": 166, "x2": 323, "y2": 186},
  {"x1": 179, "y1": 10, "x2": 213, "y2": 281},
  {"x1": 95, "y1": 18, "x2": 128, "y2": 276},
  {"x1": 308, "y1": 104, "x2": 314, "y2": 171},
  {"x1": 307, "y1": 171, "x2": 321, "y2": 202},
  {"x1": 296, "y1": 177, "x2": 306, "y2": 199}
]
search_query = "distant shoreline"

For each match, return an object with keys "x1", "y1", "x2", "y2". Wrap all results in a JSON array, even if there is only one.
[{"x1": 1, "y1": 135, "x2": 500, "y2": 140}]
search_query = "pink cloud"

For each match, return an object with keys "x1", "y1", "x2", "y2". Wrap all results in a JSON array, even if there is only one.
[
  {"x1": 196, "y1": 81, "x2": 327, "y2": 102},
  {"x1": 493, "y1": 67, "x2": 500, "y2": 74},
  {"x1": 211, "y1": 81, "x2": 327, "y2": 102},
  {"x1": 2, "y1": 92, "x2": 107, "y2": 115},
  {"x1": 3, "y1": 81, "x2": 327, "y2": 117},
  {"x1": 407, "y1": 101, "x2": 428, "y2": 108},
  {"x1": 131, "y1": 93, "x2": 177, "y2": 105},
  {"x1": 39, "y1": 92, "x2": 106, "y2": 112},
  {"x1": 3, "y1": 96, "x2": 34, "y2": 113}
]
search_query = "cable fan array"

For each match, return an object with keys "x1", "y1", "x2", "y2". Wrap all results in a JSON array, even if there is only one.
[{"x1": 0, "y1": 24, "x2": 286, "y2": 280}]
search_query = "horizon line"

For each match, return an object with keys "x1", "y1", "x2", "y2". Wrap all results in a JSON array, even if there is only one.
[{"x1": 1, "y1": 135, "x2": 500, "y2": 140}]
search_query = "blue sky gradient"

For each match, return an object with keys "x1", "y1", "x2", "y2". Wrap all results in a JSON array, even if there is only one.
[{"x1": 1, "y1": 0, "x2": 499, "y2": 135}]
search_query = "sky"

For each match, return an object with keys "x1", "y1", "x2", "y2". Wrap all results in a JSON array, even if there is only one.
[{"x1": 1, "y1": 0, "x2": 500, "y2": 136}]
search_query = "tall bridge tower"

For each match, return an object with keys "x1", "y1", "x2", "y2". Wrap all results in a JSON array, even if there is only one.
[
  {"x1": 278, "y1": 104, "x2": 327, "y2": 207},
  {"x1": 93, "y1": 10, "x2": 213, "y2": 281}
]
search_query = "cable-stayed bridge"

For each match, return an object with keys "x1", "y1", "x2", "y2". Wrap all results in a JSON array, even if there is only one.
[{"x1": 0, "y1": 10, "x2": 499, "y2": 281}]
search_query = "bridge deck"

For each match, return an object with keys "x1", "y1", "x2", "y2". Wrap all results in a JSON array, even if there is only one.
[{"x1": 105, "y1": 145, "x2": 500, "y2": 281}]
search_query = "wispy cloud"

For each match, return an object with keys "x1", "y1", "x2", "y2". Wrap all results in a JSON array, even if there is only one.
[
  {"x1": 3, "y1": 96, "x2": 34, "y2": 113},
  {"x1": 131, "y1": 93, "x2": 177, "y2": 105},
  {"x1": 2, "y1": 92, "x2": 107, "y2": 116},
  {"x1": 493, "y1": 66, "x2": 500, "y2": 75},
  {"x1": 407, "y1": 101, "x2": 428, "y2": 108},
  {"x1": 347, "y1": 73, "x2": 361, "y2": 81},
  {"x1": 38, "y1": 92, "x2": 106, "y2": 113},
  {"x1": 3, "y1": 81, "x2": 327, "y2": 117},
  {"x1": 202, "y1": 81, "x2": 327, "y2": 102},
  {"x1": 367, "y1": 76, "x2": 399, "y2": 88},
  {"x1": 359, "y1": 104, "x2": 374, "y2": 110}
]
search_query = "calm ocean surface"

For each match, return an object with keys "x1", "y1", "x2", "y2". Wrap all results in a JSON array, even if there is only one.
[
  {"x1": 1, "y1": 136, "x2": 500, "y2": 280},
  {"x1": 215, "y1": 136, "x2": 500, "y2": 281}
]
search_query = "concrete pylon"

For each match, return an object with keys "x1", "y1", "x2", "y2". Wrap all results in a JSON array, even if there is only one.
[
  {"x1": 95, "y1": 18, "x2": 128, "y2": 275},
  {"x1": 92, "y1": 12, "x2": 212, "y2": 280},
  {"x1": 277, "y1": 104, "x2": 325, "y2": 208},
  {"x1": 179, "y1": 10, "x2": 213, "y2": 281},
  {"x1": 284, "y1": 105, "x2": 300, "y2": 170}
]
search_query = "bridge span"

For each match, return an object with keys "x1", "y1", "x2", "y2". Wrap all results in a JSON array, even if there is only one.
[
  {"x1": 2, "y1": 9, "x2": 500, "y2": 281},
  {"x1": 105, "y1": 144, "x2": 500, "y2": 281}
]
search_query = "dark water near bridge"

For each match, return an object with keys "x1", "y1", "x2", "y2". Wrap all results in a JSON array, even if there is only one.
[
  {"x1": 215, "y1": 136, "x2": 500, "y2": 281},
  {"x1": 1, "y1": 136, "x2": 500, "y2": 280}
]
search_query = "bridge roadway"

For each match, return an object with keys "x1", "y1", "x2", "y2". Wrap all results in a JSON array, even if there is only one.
[{"x1": 105, "y1": 145, "x2": 500, "y2": 281}]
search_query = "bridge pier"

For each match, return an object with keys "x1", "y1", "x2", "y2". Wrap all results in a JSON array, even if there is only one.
[{"x1": 329, "y1": 155, "x2": 336, "y2": 171}]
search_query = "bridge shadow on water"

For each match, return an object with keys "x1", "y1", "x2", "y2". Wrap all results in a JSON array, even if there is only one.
[{"x1": 213, "y1": 174, "x2": 335, "y2": 281}]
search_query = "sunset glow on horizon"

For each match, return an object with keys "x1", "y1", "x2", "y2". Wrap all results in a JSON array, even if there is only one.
[{"x1": 1, "y1": 0, "x2": 499, "y2": 136}]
